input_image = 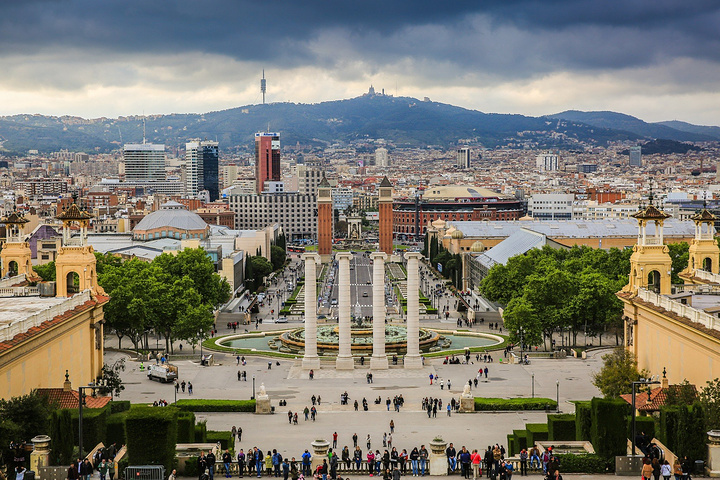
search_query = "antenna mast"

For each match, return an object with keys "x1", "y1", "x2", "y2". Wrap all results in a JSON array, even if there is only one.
[
  {"x1": 142, "y1": 115, "x2": 146, "y2": 144},
  {"x1": 260, "y1": 69, "x2": 267, "y2": 105}
]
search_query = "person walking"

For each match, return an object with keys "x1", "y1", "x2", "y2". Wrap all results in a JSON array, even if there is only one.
[
  {"x1": 333, "y1": 432, "x2": 338, "y2": 449},
  {"x1": 389, "y1": 420, "x2": 395, "y2": 434},
  {"x1": 367, "y1": 434, "x2": 372, "y2": 450},
  {"x1": 353, "y1": 433, "x2": 358, "y2": 448}
]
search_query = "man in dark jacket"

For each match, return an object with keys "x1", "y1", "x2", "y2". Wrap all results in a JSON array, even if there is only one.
[
  {"x1": 446, "y1": 443, "x2": 457, "y2": 474},
  {"x1": 222, "y1": 450, "x2": 232, "y2": 478},
  {"x1": 483, "y1": 447, "x2": 494, "y2": 478},
  {"x1": 459, "y1": 447, "x2": 472, "y2": 479},
  {"x1": 198, "y1": 453, "x2": 208, "y2": 480},
  {"x1": 206, "y1": 451, "x2": 216, "y2": 480}
]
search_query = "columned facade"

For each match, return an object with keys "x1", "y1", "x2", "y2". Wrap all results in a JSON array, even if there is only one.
[
  {"x1": 336, "y1": 253, "x2": 354, "y2": 369},
  {"x1": 370, "y1": 252, "x2": 388, "y2": 370},
  {"x1": 302, "y1": 252, "x2": 321, "y2": 369},
  {"x1": 404, "y1": 252, "x2": 423, "y2": 368}
]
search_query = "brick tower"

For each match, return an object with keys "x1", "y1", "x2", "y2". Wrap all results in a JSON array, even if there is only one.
[
  {"x1": 317, "y1": 175, "x2": 333, "y2": 263},
  {"x1": 379, "y1": 176, "x2": 393, "y2": 255}
]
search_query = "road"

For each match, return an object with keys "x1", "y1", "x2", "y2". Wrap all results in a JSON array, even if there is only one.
[{"x1": 325, "y1": 252, "x2": 378, "y2": 318}]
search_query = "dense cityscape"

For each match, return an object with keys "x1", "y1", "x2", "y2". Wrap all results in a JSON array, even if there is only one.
[{"x1": 2, "y1": 3, "x2": 720, "y2": 480}]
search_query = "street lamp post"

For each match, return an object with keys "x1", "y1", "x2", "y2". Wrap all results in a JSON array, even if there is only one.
[
  {"x1": 199, "y1": 329, "x2": 204, "y2": 364},
  {"x1": 252, "y1": 375, "x2": 256, "y2": 400},
  {"x1": 631, "y1": 377, "x2": 661, "y2": 456},
  {"x1": 531, "y1": 373, "x2": 535, "y2": 398},
  {"x1": 556, "y1": 380, "x2": 560, "y2": 413}
]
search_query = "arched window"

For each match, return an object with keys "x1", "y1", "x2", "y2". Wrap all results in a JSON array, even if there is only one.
[{"x1": 647, "y1": 270, "x2": 661, "y2": 293}]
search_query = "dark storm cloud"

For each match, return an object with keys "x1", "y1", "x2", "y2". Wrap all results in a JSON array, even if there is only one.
[{"x1": 0, "y1": 0, "x2": 718, "y2": 74}]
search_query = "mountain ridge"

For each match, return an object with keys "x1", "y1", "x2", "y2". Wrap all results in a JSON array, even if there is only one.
[{"x1": 0, "y1": 95, "x2": 716, "y2": 154}]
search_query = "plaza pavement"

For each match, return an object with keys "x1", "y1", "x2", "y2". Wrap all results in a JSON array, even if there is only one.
[{"x1": 106, "y1": 341, "x2": 606, "y2": 462}]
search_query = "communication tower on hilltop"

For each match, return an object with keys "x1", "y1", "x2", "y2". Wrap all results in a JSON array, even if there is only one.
[{"x1": 260, "y1": 70, "x2": 267, "y2": 105}]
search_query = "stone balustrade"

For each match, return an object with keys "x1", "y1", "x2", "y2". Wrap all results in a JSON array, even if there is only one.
[
  {"x1": 0, "y1": 290, "x2": 91, "y2": 342},
  {"x1": 638, "y1": 288, "x2": 720, "y2": 332}
]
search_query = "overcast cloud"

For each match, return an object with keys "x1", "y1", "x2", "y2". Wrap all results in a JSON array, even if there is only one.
[{"x1": 0, "y1": 0, "x2": 718, "y2": 124}]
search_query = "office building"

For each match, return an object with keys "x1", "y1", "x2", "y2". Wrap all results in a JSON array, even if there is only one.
[
  {"x1": 629, "y1": 146, "x2": 642, "y2": 167},
  {"x1": 577, "y1": 163, "x2": 598, "y2": 173},
  {"x1": 375, "y1": 147, "x2": 390, "y2": 168},
  {"x1": 186, "y1": 140, "x2": 219, "y2": 201},
  {"x1": 255, "y1": 132, "x2": 280, "y2": 193},
  {"x1": 296, "y1": 164, "x2": 324, "y2": 196},
  {"x1": 456, "y1": 147, "x2": 471, "y2": 169},
  {"x1": 527, "y1": 193, "x2": 574, "y2": 220},
  {"x1": 123, "y1": 143, "x2": 166, "y2": 182},
  {"x1": 229, "y1": 192, "x2": 317, "y2": 241},
  {"x1": 333, "y1": 187, "x2": 354, "y2": 211},
  {"x1": 536, "y1": 153, "x2": 559, "y2": 172}
]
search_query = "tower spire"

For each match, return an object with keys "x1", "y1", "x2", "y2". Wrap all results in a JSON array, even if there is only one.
[{"x1": 260, "y1": 69, "x2": 267, "y2": 105}]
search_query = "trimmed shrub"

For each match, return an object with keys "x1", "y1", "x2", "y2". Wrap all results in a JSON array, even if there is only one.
[
  {"x1": 106, "y1": 412, "x2": 128, "y2": 447},
  {"x1": 554, "y1": 454, "x2": 614, "y2": 473},
  {"x1": 474, "y1": 397, "x2": 557, "y2": 411},
  {"x1": 677, "y1": 404, "x2": 706, "y2": 462},
  {"x1": 195, "y1": 420, "x2": 207, "y2": 443},
  {"x1": 658, "y1": 406, "x2": 680, "y2": 452},
  {"x1": 548, "y1": 414, "x2": 576, "y2": 441},
  {"x1": 117, "y1": 457, "x2": 129, "y2": 479},
  {"x1": 627, "y1": 415, "x2": 655, "y2": 441},
  {"x1": 175, "y1": 399, "x2": 256, "y2": 412},
  {"x1": 590, "y1": 398, "x2": 630, "y2": 459},
  {"x1": 50, "y1": 409, "x2": 74, "y2": 466},
  {"x1": 525, "y1": 423, "x2": 549, "y2": 447},
  {"x1": 575, "y1": 401, "x2": 592, "y2": 441},
  {"x1": 125, "y1": 406, "x2": 178, "y2": 473},
  {"x1": 507, "y1": 434, "x2": 516, "y2": 457},
  {"x1": 207, "y1": 431, "x2": 233, "y2": 455},
  {"x1": 513, "y1": 429, "x2": 528, "y2": 452},
  {"x1": 177, "y1": 412, "x2": 196, "y2": 443},
  {"x1": 110, "y1": 401, "x2": 131, "y2": 414},
  {"x1": 184, "y1": 456, "x2": 199, "y2": 477},
  {"x1": 70, "y1": 406, "x2": 108, "y2": 450}
]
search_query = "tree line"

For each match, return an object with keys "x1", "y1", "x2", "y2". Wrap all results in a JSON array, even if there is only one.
[{"x1": 479, "y1": 243, "x2": 689, "y2": 348}]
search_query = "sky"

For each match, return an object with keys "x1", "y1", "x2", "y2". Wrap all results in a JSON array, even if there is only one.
[{"x1": 0, "y1": 0, "x2": 719, "y2": 125}]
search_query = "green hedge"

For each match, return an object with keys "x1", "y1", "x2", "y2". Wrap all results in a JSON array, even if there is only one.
[
  {"x1": 50, "y1": 408, "x2": 74, "y2": 466},
  {"x1": 177, "y1": 412, "x2": 196, "y2": 443},
  {"x1": 126, "y1": 406, "x2": 178, "y2": 472},
  {"x1": 106, "y1": 412, "x2": 128, "y2": 447},
  {"x1": 474, "y1": 397, "x2": 557, "y2": 411},
  {"x1": 627, "y1": 415, "x2": 655, "y2": 441},
  {"x1": 590, "y1": 398, "x2": 630, "y2": 459},
  {"x1": 175, "y1": 399, "x2": 256, "y2": 412},
  {"x1": 195, "y1": 420, "x2": 207, "y2": 443},
  {"x1": 184, "y1": 456, "x2": 199, "y2": 477},
  {"x1": 525, "y1": 423, "x2": 549, "y2": 447},
  {"x1": 507, "y1": 434, "x2": 516, "y2": 457},
  {"x1": 658, "y1": 404, "x2": 705, "y2": 462},
  {"x1": 554, "y1": 454, "x2": 614, "y2": 473},
  {"x1": 70, "y1": 406, "x2": 108, "y2": 451},
  {"x1": 548, "y1": 414, "x2": 576, "y2": 441},
  {"x1": 207, "y1": 430, "x2": 233, "y2": 453},
  {"x1": 514, "y1": 429, "x2": 528, "y2": 452},
  {"x1": 110, "y1": 401, "x2": 131, "y2": 414},
  {"x1": 575, "y1": 401, "x2": 592, "y2": 441}
]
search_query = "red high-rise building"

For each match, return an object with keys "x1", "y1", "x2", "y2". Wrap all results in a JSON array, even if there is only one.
[
  {"x1": 379, "y1": 176, "x2": 394, "y2": 255},
  {"x1": 255, "y1": 132, "x2": 281, "y2": 193}
]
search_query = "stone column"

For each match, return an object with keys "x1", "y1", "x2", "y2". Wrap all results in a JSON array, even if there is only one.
[
  {"x1": 336, "y1": 253, "x2": 354, "y2": 369},
  {"x1": 404, "y1": 252, "x2": 423, "y2": 369},
  {"x1": 302, "y1": 252, "x2": 321, "y2": 370},
  {"x1": 370, "y1": 252, "x2": 389, "y2": 370}
]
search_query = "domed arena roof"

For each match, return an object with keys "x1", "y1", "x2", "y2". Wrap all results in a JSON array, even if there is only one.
[{"x1": 134, "y1": 201, "x2": 208, "y2": 236}]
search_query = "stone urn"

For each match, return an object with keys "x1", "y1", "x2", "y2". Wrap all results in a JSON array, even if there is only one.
[
  {"x1": 707, "y1": 430, "x2": 720, "y2": 476},
  {"x1": 429, "y1": 437, "x2": 447, "y2": 455},
  {"x1": 30, "y1": 435, "x2": 51, "y2": 473},
  {"x1": 311, "y1": 439, "x2": 330, "y2": 472}
]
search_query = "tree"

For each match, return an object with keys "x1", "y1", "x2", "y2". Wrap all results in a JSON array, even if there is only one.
[
  {"x1": 0, "y1": 392, "x2": 53, "y2": 469},
  {"x1": 271, "y1": 245, "x2": 286, "y2": 271},
  {"x1": 49, "y1": 408, "x2": 74, "y2": 466},
  {"x1": 667, "y1": 242, "x2": 690, "y2": 284},
  {"x1": 700, "y1": 378, "x2": 720, "y2": 430},
  {"x1": 501, "y1": 297, "x2": 543, "y2": 346},
  {"x1": 34, "y1": 261, "x2": 56, "y2": 281},
  {"x1": 96, "y1": 358, "x2": 126, "y2": 397},
  {"x1": 592, "y1": 348, "x2": 649, "y2": 398}
]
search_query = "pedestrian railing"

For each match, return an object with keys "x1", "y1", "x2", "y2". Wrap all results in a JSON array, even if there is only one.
[
  {"x1": 215, "y1": 460, "x2": 431, "y2": 476},
  {"x1": 124, "y1": 465, "x2": 165, "y2": 480}
]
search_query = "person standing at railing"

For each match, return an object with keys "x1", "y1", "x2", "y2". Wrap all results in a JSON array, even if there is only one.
[
  {"x1": 519, "y1": 449, "x2": 528, "y2": 476},
  {"x1": 419, "y1": 445, "x2": 428, "y2": 476},
  {"x1": 470, "y1": 450, "x2": 482, "y2": 480},
  {"x1": 410, "y1": 448, "x2": 419, "y2": 477}
]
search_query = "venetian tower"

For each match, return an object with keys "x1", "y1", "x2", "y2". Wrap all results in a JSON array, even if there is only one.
[
  {"x1": 317, "y1": 175, "x2": 333, "y2": 263},
  {"x1": 378, "y1": 176, "x2": 393, "y2": 255},
  {"x1": 623, "y1": 202, "x2": 673, "y2": 295},
  {"x1": 0, "y1": 211, "x2": 34, "y2": 278},
  {"x1": 55, "y1": 203, "x2": 104, "y2": 297},
  {"x1": 680, "y1": 208, "x2": 720, "y2": 280}
]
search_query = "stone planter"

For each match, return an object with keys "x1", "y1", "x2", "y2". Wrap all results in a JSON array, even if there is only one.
[
  {"x1": 429, "y1": 438, "x2": 448, "y2": 476},
  {"x1": 311, "y1": 439, "x2": 330, "y2": 472},
  {"x1": 707, "y1": 431, "x2": 720, "y2": 476}
]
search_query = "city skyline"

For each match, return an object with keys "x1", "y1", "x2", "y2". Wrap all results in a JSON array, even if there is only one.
[{"x1": 0, "y1": 1, "x2": 717, "y2": 125}]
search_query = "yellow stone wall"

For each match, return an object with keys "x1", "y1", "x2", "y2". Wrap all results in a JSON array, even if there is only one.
[
  {"x1": 0, "y1": 303, "x2": 104, "y2": 399},
  {"x1": 623, "y1": 298, "x2": 720, "y2": 387}
]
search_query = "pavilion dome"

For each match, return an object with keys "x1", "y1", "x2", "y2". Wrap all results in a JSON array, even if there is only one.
[
  {"x1": 133, "y1": 201, "x2": 209, "y2": 240},
  {"x1": 451, "y1": 229, "x2": 464, "y2": 239},
  {"x1": 470, "y1": 240, "x2": 485, "y2": 252}
]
